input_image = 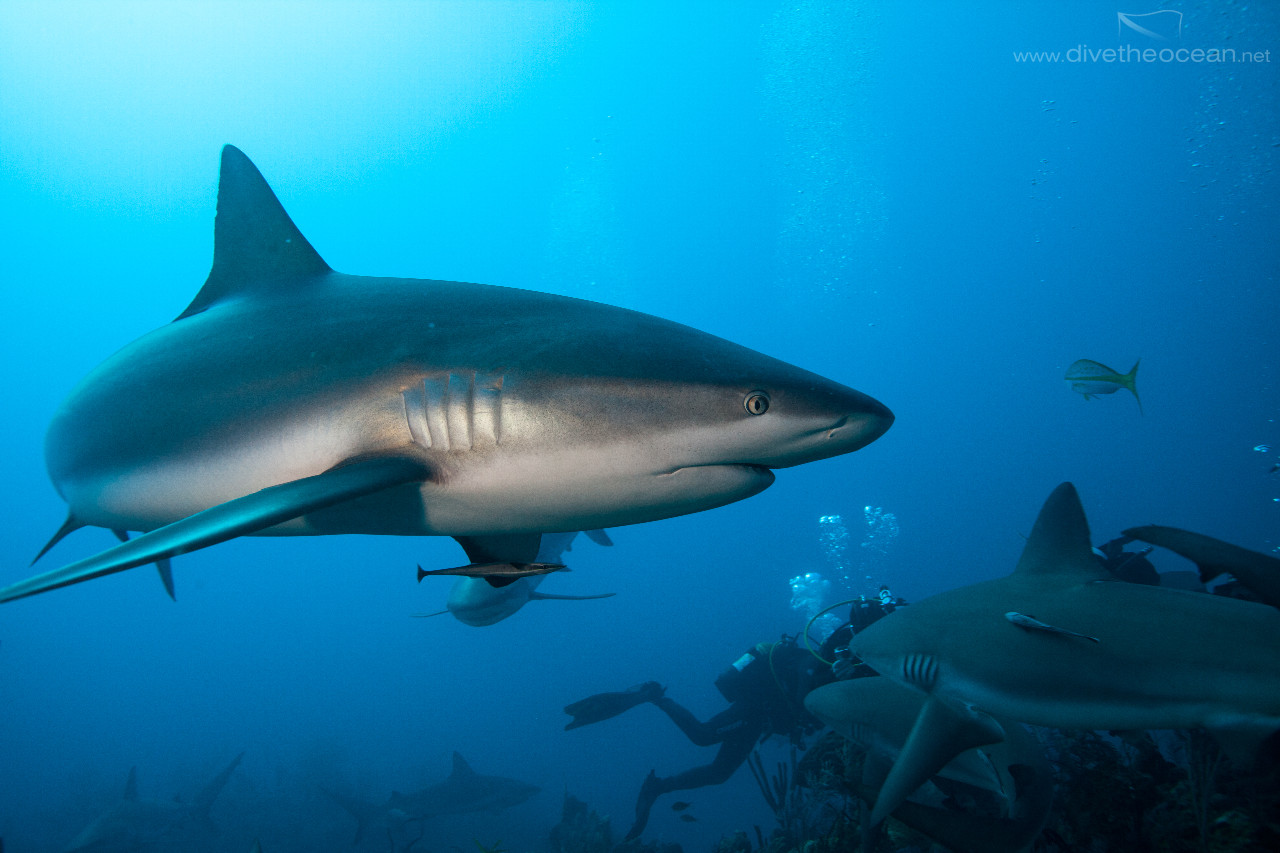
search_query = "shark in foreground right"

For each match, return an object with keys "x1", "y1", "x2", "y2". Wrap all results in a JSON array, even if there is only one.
[
  {"x1": 846, "y1": 482, "x2": 1280, "y2": 828},
  {"x1": 2, "y1": 145, "x2": 891, "y2": 603}
]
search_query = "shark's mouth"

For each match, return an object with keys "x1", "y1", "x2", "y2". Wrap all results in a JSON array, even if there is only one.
[{"x1": 658, "y1": 463, "x2": 773, "y2": 478}]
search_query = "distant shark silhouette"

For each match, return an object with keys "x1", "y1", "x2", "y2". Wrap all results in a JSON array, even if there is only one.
[
  {"x1": 326, "y1": 751, "x2": 539, "y2": 845},
  {"x1": 849, "y1": 482, "x2": 1280, "y2": 827},
  {"x1": 806, "y1": 677, "x2": 1053, "y2": 853},
  {"x1": 417, "y1": 530, "x2": 616, "y2": 627},
  {"x1": 62, "y1": 753, "x2": 242, "y2": 852},
  {"x1": 3, "y1": 145, "x2": 891, "y2": 603}
]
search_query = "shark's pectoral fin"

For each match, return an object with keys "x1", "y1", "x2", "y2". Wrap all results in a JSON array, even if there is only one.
[
  {"x1": 869, "y1": 695, "x2": 1007, "y2": 829},
  {"x1": 0, "y1": 457, "x2": 430, "y2": 603},
  {"x1": 31, "y1": 512, "x2": 85, "y2": 565}
]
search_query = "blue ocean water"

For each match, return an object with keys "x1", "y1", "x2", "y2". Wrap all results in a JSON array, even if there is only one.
[{"x1": 0, "y1": 2, "x2": 1276, "y2": 851}]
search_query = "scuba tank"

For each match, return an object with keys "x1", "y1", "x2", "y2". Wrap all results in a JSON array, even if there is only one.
[{"x1": 714, "y1": 642, "x2": 774, "y2": 704}]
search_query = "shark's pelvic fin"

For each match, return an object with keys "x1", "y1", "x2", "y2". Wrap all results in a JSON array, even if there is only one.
[
  {"x1": 455, "y1": 533, "x2": 543, "y2": 565},
  {"x1": 30, "y1": 512, "x2": 85, "y2": 565},
  {"x1": 112, "y1": 529, "x2": 177, "y2": 601},
  {"x1": 868, "y1": 695, "x2": 1006, "y2": 830},
  {"x1": 1124, "y1": 524, "x2": 1280, "y2": 610},
  {"x1": 176, "y1": 145, "x2": 331, "y2": 321},
  {"x1": 1013, "y1": 483, "x2": 1107, "y2": 580},
  {"x1": 583, "y1": 528, "x2": 614, "y2": 547},
  {"x1": 0, "y1": 457, "x2": 429, "y2": 603}
]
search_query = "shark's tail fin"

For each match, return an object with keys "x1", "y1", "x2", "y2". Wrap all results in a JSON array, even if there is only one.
[
  {"x1": 193, "y1": 752, "x2": 244, "y2": 821},
  {"x1": 321, "y1": 787, "x2": 382, "y2": 846}
]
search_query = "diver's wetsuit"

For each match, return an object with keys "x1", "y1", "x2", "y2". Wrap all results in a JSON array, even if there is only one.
[{"x1": 621, "y1": 640, "x2": 830, "y2": 840}]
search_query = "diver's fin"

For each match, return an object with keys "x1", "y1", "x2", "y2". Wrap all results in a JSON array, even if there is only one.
[
  {"x1": 177, "y1": 145, "x2": 330, "y2": 321},
  {"x1": 869, "y1": 695, "x2": 1006, "y2": 829},
  {"x1": 31, "y1": 512, "x2": 85, "y2": 565},
  {"x1": 529, "y1": 591, "x2": 616, "y2": 602},
  {"x1": 112, "y1": 529, "x2": 177, "y2": 601},
  {"x1": 564, "y1": 683, "x2": 662, "y2": 730},
  {"x1": 0, "y1": 457, "x2": 429, "y2": 603},
  {"x1": 1124, "y1": 524, "x2": 1280, "y2": 610}
]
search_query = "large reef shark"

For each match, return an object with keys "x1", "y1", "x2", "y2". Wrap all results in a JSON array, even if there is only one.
[
  {"x1": 848, "y1": 482, "x2": 1280, "y2": 827},
  {"x1": 2, "y1": 145, "x2": 891, "y2": 603},
  {"x1": 62, "y1": 753, "x2": 242, "y2": 852},
  {"x1": 325, "y1": 751, "x2": 539, "y2": 845}
]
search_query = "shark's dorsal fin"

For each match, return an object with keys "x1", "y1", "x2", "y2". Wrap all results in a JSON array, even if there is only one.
[
  {"x1": 1014, "y1": 483, "x2": 1107, "y2": 580},
  {"x1": 177, "y1": 145, "x2": 330, "y2": 320},
  {"x1": 124, "y1": 767, "x2": 139, "y2": 801},
  {"x1": 450, "y1": 752, "x2": 476, "y2": 778}
]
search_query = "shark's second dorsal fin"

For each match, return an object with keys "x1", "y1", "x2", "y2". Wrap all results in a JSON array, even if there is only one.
[
  {"x1": 124, "y1": 767, "x2": 139, "y2": 801},
  {"x1": 177, "y1": 145, "x2": 330, "y2": 320},
  {"x1": 450, "y1": 752, "x2": 476, "y2": 778},
  {"x1": 1014, "y1": 483, "x2": 1107, "y2": 580}
]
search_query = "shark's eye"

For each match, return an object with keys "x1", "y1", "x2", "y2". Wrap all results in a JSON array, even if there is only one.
[{"x1": 744, "y1": 392, "x2": 770, "y2": 415}]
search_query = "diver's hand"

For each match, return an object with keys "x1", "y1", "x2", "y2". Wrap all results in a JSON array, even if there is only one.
[{"x1": 832, "y1": 650, "x2": 858, "y2": 680}]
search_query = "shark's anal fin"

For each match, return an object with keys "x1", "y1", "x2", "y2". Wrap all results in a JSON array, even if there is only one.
[
  {"x1": 869, "y1": 695, "x2": 1006, "y2": 829},
  {"x1": 0, "y1": 457, "x2": 429, "y2": 603}
]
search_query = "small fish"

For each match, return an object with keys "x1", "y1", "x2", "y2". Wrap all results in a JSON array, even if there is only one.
[
  {"x1": 679, "y1": 814, "x2": 698, "y2": 823},
  {"x1": 416, "y1": 562, "x2": 566, "y2": 586},
  {"x1": 671, "y1": 801, "x2": 692, "y2": 812},
  {"x1": 1005, "y1": 611, "x2": 1099, "y2": 643},
  {"x1": 1064, "y1": 358, "x2": 1142, "y2": 415}
]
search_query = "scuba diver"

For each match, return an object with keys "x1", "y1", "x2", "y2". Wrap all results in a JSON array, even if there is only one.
[
  {"x1": 818, "y1": 585, "x2": 908, "y2": 680},
  {"x1": 562, "y1": 635, "x2": 832, "y2": 841},
  {"x1": 1094, "y1": 535, "x2": 1159, "y2": 585}
]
